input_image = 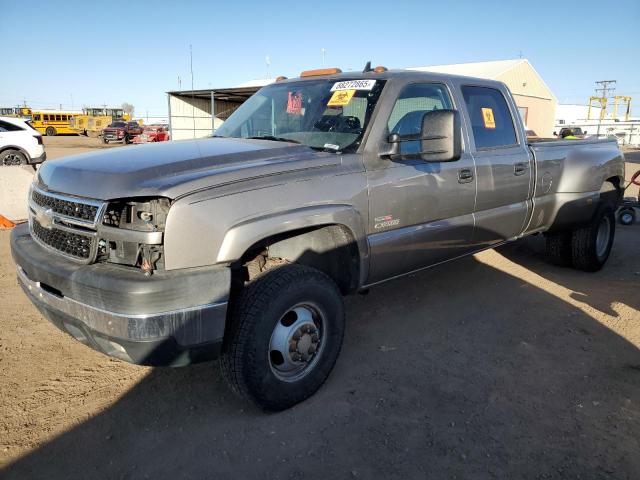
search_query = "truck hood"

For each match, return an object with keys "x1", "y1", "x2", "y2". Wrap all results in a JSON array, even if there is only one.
[{"x1": 37, "y1": 138, "x2": 340, "y2": 200}]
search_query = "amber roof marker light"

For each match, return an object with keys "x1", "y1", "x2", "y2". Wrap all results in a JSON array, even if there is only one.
[
  {"x1": 299, "y1": 68, "x2": 342, "y2": 78},
  {"x1": 363, "y1": 61, "x2": 387, "y2": 73}
]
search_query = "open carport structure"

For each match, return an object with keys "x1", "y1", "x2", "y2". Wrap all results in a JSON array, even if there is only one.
[{"x1": 167, "y1": 83, "x2": 269, "y2": 140}]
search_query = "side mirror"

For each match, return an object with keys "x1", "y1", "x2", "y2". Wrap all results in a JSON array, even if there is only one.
[
  {"x1": 380, "y1": 110, "x2": 461, "y2": 162},
  {"x1": 419, "y1": 109, "x2": 461, "y2": 162}
]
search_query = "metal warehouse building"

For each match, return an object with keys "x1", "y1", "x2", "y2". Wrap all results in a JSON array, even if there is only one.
[
  {"x1": 410, "y1": 59, "x2": 557, "y2": 137},
  {"x1": 168, "y1": 58, "x2": 557, "y2": 140},
  {"x1": 167, "y1": 80, "x2": 272, "y2": 140}
]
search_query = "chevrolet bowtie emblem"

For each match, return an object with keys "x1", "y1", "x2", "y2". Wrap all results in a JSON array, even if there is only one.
[{"x1": 35, "y1": 208, "x2": 55, "y2": 230}]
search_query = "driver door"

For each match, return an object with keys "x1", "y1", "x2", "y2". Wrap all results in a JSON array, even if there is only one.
[{"x1": 365, "y1": 82, "x2": 477, "y2": 284}]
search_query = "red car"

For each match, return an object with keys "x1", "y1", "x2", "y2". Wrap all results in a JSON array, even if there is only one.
[{"x1": 132, "y1": 124, "x2": 170, "y2": 144}]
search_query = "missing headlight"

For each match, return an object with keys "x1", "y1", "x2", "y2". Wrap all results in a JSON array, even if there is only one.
[
  {"x1": 102, "y1": 198, "x2": 171, "y2": 232},
  {"x1": 99, "y1": 197, "x2": 171, "y2": 271}
]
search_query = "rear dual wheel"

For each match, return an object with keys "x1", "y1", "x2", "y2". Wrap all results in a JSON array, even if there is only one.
[
  {"x1": 221, "y1": 264, "x2": 345, "y2": 411},
  {"x1": 545, "y1": 202, "x2": 615, "y2": 272}
]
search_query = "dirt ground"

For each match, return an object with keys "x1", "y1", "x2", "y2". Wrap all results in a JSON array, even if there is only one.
[{"x1": 0, "y1": 138, "x2": 639, "y2": 479}]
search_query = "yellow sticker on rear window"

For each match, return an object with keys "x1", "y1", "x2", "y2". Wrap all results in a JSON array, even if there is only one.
[
  {"x1": 328, "y1": 89, "x2": 356, "y2": 107},
  {"x1": 481, "y1": 108, "x2": 496, "y2": 129}
]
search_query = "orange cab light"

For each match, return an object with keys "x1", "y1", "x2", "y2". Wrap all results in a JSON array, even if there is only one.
[
  {"x1": 373, "y1": 65, "x2": 388, "y2": 73},
  {"x1": 275, "y1": 76, "x2": 288, "y2": 82},
  {"x1": 300, "y1": 68, "x2": 342, "y2": 78}
]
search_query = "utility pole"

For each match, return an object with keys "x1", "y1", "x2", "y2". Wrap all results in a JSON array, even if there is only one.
[
  {"x1": 321, "y1": 48, "x2": 326, "y2": 66},
  {"x1": 595, "y1": 79, "x2": 616, "y2": 137},
  {"x1": 265, "y1": 55, "x2": 271, "y2": 79}
]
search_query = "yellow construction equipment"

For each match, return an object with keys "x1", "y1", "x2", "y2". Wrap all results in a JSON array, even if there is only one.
[
  {"x1": 70, "y1": 107, "x2": 128, "y2": 136},
  {"x1": 612, "y1": 96, "x2": 632, "y2": 121},
  {"x1": 588, "y1": 96, "x2": 607, "y2": 120}
]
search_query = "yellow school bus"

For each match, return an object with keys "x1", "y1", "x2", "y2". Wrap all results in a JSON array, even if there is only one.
[{"x1": 31, "y1": 110, "x2": 83, "y2": 135}]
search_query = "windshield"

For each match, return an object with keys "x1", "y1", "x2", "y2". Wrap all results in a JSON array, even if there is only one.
[
  {"x1": 215, "y1": 78, "x2": 386, "y2": 151},
  {"x1": 109, "y1": 122, "x2": 126, "y2": 128}
]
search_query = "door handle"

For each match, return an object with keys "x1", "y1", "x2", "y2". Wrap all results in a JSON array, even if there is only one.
[
  {"x1": 458, "y1": 168, "x2": 474, "y2": 184},
  {"x1": 514, "y1": 162, "x2": 528, "y2": 176}
]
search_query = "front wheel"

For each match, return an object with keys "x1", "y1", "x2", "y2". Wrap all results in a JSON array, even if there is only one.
[
  {"x1": 1, "y1": 149, "x2": 28, "y2": 166},
  {"x1": 45, "y1": 126, "x2": 56, "y2": 136},
  {"x1": 572, "y1": 203, "x2": 615, "y2": 272},
  {"x1": 220, "y1": 264, "x2": 345, "y2": 411},
  {"x1": 124, "y1": 134, "x2": 131, "y2": 144}
]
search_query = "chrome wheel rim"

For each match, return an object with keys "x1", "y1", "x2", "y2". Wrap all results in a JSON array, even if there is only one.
[
  {"x1": 595, "y1": 216, "x2": 611, "y2": 258},
  {"x1": 621, "y1": 212, "x2": 633, "y2": 224},
  {"x1": 2, "y1": 153, "x2": 23, "y2": 166},
  {"x1": 268, "y1": 304, "x2": 325, "y2": 382}
]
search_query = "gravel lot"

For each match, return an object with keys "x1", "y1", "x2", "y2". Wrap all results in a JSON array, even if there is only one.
[{"x1": 1, "y1": 138, "x2": 639, "y2": 479}]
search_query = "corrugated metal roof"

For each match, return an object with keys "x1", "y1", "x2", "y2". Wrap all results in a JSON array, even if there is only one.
[{"x1": 234, "y1": 78, "x2": 275, "y2": 88}]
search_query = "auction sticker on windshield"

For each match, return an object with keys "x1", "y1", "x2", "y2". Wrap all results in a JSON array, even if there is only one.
[
  {"x1": 330, "y1": 80, "x2": 376, "y2": 91},
  {"x1": 328, "y1": 89, "x2": 356, "y2": 106}
]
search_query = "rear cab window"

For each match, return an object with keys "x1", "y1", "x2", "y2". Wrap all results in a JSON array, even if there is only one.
[{"x1": 461, "y1": 86, "x2": 518, "y2": 149}]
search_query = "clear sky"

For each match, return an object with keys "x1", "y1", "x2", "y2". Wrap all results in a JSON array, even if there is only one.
[{"x1": 2, "y1": 0, "x2": 639, "y2": 117}]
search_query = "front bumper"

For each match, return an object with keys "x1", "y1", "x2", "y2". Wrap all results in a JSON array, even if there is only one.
[
  {"x1": 11, "y1": 224, "x2": 230, "y2": 366},
  {"x1": 29, "y1": 151, "x2": 46, "y2": 165}
]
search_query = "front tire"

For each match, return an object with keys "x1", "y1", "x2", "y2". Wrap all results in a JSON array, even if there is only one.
[
  {"x1": 45, "y1": 126, "x2": 56, "y2": 136},
  {"x1": 1, "y1": 149, "x2": 28, "y2": 166},
  {"x1": 572, "y1": 203, "x2": 615, "y2": 272},
  {"x1": 221, "y1": 264, "x2": 345, "y2": 411}
]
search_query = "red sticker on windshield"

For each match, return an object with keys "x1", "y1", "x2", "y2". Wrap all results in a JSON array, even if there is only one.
[{"x1": 287, "y1": 92, "x2": 303, "y2": 115}]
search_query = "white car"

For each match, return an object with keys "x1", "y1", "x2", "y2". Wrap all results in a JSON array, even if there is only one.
[{"x1": 0, "y1": 116, "x2": 46, "y2": 166}]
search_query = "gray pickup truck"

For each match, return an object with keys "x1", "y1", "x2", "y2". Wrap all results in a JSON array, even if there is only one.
[{"x1": 11, "y1": 67, "x2": 625, "y2": 410}]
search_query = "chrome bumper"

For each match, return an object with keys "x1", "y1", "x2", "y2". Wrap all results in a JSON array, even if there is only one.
[{"x1": 17, "y1": 266, "x2": 228, "y2": 366}]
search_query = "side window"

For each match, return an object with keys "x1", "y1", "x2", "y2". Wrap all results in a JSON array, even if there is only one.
[
  {"x1": 33, "y1": 114, "x2": 41, "y2": 121},
  {"x1": 461, "y1": 86, "x2": 517, "y2": 149},
  {"x1": 387, "y1": 83, "x2": 452, "y2": 155},
  {"x1": 0, "y1": 121, "x2": 9, "y2": 132},
  {"x1": 55, "y1": 115, "x2": 61, "y2": 121},
  {"x1": 44, "y1": 114, "x2": 49, "y2": 121}
]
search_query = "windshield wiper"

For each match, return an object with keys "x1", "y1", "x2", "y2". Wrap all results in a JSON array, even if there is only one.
[{"x1": 246, "y1": 135, "x2": 301, "y2": 144}]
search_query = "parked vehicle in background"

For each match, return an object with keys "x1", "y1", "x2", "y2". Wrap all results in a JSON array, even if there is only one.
[
  {"x1": 0, "y1": 116, "x2": 46, "y2": 166},
  {"x1": 0, "y1": 107, "x2": 33, "y2": 120},
  {"x1": 555, "y1": 127, "x2": 587, "y2": 139},
  {"x1": 101, "y1": 121, "x2": 143, "y2": 144},
  {"x1": 11, "y1": 68, "x2": 625, "y2": 411},
  {"x1": 132, "y1": 124, "x2": 170, "y2": 144},
  {"x1": 70, "y1": 107, "x2": 129, "y2": 137},
  {"x1": 525, "y1": 129, "x2": 539, "y2": 139},
  {"x1": 31, "y1": 110, "x2": 82, "y2": 136}
]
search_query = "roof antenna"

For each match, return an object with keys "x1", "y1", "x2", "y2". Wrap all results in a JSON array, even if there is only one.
[{"x1": 363, "y1": 61, "x2": 372, "y2": 73}]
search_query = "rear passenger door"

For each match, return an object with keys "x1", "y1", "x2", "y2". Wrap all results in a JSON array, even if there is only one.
[{"x1": 460, "y1": 85, "x2": 532, "y2": 245}]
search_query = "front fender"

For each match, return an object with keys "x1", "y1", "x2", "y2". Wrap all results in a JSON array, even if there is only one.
[{"x1": 216, "y1": 204, "x2": 368, "y2": 264}]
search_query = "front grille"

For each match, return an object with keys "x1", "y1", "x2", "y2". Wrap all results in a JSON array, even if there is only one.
[
  {"x1": 32, "y1": 218, "x2": 93, "y2": 259},
  {"x1": 32, "y1": 189, "x2": 99, "y2": 222}
]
